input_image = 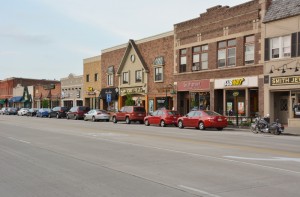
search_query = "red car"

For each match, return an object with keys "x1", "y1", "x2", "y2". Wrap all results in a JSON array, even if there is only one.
[
  {"x1": 144, "y1": 109, "x2": 181, "y2": 127},
  {"x1": 112, "y1": 106, "x2": 146, "y2": 124},
  {"x1": 177, "y1": 110, "x2": 227, "y2": 131}
]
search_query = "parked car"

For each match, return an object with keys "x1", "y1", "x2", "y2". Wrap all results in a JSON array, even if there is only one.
[
  {"x1": 26, "y1": 108, "x2": 38, "y2": 117},
  {"x1": 84, "y1": 109, "x2": 110, "y2": 122},
  {"x1": 17, "y1": 108, "x2": 29, "y2": 116},
  {"x1": 36, "y1": 108, "x2": 51, "y2": 118},
  {"x1": 112, "y1": 106, "x2": 146, "y2": 124},
  {"x1": 48, "y1": 106, "x2": 69, "y2": 118},
  {"x1": 66, "y1": 106, "x2": 90, "y2": 120},
  {"x1": 177, "y1": 110, "x2": 228, "y2": 131},
  {"x1": 5, "y1": 107, "x2": 17, "y2": 115},
  {"x1": 144, "y1": 109, "x2": 181, "y2": 127},
  {"x1": 0, "y1": 107, "x2": 8, "y2": 115}
]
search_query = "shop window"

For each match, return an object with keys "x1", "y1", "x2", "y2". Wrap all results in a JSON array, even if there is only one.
[
  {"x1": 190, "y1": 92, "x2": 210, "y2": 111},
  {"x1": 245, "y1": 36, "x2": 255, "y2": 64},
  {"x1": 179, "y1": 49, "x2": 187, "y2": 73},
  {"x1": 123, "y1": 72, "x2": 129, "y2": 84},
  {"x1": 192, "y1": 45, "x2": 208, "y2": 71},
  {"x1": 226, "y1": 90, "x2": 245, "y2": 116},
  {"x1": 154, "y1": 67, "x2": 163, "y2": 82},
  {"x1": 218, "y1": 39, "x2": 236, "y2": 68},
  {"x1": 135, "y1": 70, "x2": 142, "y2": 83}
]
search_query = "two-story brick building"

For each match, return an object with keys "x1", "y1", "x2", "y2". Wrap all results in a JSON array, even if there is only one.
[
  {"x1": 173, "y1": 0, "x2": 271, "y2": 118},
  {"x1": 100, "y1": 32, "x2": 174, "y2": 112}
]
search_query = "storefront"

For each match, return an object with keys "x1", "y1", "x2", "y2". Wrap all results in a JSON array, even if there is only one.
[
  {"x1": 214, "y1": 76, "x2": 259, "y2": 117},
  {"x1": 265, "y1": 75, "x2": 300, "y2": 127},
  {"x1": 119, "y1": 87, "x2": 146, "y2": 109},
  {"x1": 177, "y1": 79, "x2": 210, "y2": 115},
  {"x1": 100, "y1": 87, "x2": 119, "y2": 112}
]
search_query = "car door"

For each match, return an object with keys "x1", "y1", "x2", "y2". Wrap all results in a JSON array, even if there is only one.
[
  {"x1": 185, "y1": 111, "x2": 195, "y2": 127},
  {"x1": 148, "y1": 110, "x2": 157, "y2": 124},
  {"x1": 191, "y1": 111, "x2": 201, "y2": 127},
  {"x1": 118, "y1": 107, "x2": 126, "y2": 121}
]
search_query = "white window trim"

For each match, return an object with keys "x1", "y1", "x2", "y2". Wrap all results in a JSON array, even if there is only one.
[{"x1": 270, "y1": 35, "x2": 291, "y2": 59}]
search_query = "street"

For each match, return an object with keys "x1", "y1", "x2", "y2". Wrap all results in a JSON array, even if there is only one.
[{"x1": 0, "y1": 115, "x2": 300, "y2": 197}]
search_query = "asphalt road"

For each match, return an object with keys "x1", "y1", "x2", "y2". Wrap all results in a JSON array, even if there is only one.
[{"x1": 0, "y1": 115, "x2": 299, "y2": 197}]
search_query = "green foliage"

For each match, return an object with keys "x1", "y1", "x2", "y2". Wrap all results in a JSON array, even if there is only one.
[
  {"x1": 228, "y1": 120, "x2": 234, "y2": 125},
  {"x1": 240, "y1": 122, "x2": 251, "y2": 127},
  {"x1": 42, "y1": 99, "x2": 49, "y2": 108},
  {"x1": 125, "y1": 94, "x2": 135, "y2": 106}
]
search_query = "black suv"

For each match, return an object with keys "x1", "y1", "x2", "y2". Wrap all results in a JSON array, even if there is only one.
[
  {"x1": 66, "y1": 106, "x2": 90, "y2": 120},
  {"x1": 48, "y1": 106, "x2": 69, "y2": 118}
]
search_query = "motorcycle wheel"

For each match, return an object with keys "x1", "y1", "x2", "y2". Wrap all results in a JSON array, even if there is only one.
[{"x1": 274, "y1": 128, "x2": 281, "y2": 135}]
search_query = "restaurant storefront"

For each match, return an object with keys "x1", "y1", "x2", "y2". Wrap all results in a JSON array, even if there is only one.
[{"x1": 214, "y1": 76, "x2": 259, "y2": 117}]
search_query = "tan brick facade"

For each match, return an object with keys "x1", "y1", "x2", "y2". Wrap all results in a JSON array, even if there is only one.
[{"x1": 83, "y1": 55, "x2": 101, "y2": 109}]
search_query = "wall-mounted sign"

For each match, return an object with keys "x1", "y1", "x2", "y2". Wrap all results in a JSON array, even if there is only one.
[
  {"x1": 225, "y1": 78, "x2": 245, "y2": 86},
  {"x1": 271, "y1": 75, "x2": 300, "y2": 86},
  {"x1": 177, "y1": 79, "x2": 210, "y2": 91},
  {"x1": 87, "y1": 87, "x2": 94, "y2": 92},
  {"x1": 215, "y1": 76, "x2": 257, "y2": 89}
]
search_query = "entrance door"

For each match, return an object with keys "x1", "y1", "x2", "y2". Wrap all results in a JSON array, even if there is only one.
[{"x1": 275, "y1": 95, "x2": 289, "y2": 125}]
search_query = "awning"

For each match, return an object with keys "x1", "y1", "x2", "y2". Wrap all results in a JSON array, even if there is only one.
[
  {"x1": 99, "y1": 88, "x2": 118, "y2": 100},
  {"x1": 0, "y1": 99, "x2": 5, "y2": 105},
  {"x1": 9, "y1": 96, "x2": 23, "y2": 103}
]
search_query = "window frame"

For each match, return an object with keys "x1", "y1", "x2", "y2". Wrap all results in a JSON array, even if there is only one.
[
  {"x1": 94, "y1": 73, "x2": 98, "y2": 81},
  {"x1": 154, "y1": 66, "x2": 163, "y2": 82},
  {"x1": 218, "y1": 39, "x2": 236, "y2": 68},
  {"x1": 122, "y1": 72, "x2": 129, "y2": 84},
  {"x1": 135, "y1": 70, "x2": 142, "y2": 83},
  {"x1": 270, "y1": 35, "x2": 291, "y2": 59},
  {"x1": 86, "y1": 74, "x2": 90, "y2": 82},
  {"x1": 245, "y1": 35, "x2": 255, "y2": 65},
  {"x1": 107, "y1": 74, "x2": 113, "y2": 86},
  {"x1": 179, "y1": 49, "x2": 187, "y2": 73},
  {"x1": 192, "y1": 44, "x2": 209, "y2": 72}
]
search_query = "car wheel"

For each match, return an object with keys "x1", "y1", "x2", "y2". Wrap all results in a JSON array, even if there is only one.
[
  {"x1": 125, "y1": 117, "x2": 131, "y2": 124},
  {"x1": 48, "y1": 114, "x2": 51, "y2": 118},
  {"x1": 217, "y1": 128, "x2": 223, "y2": 131},
  {"x1": 92, "y1": 116, "x2": 95, "y2": 122},
  {"x1": 145, "y1": 119, "x2": 150, "y2": 126},
  {"x1": 56, "y1": 114, "x2": 60, "y2": 119},
  {"x1": 199, "y1": 122, "x2": 205, "y2": 130},
  {"x1": 160, "y1": 120, "x2": 165, "y2": 127},
  {"x1": 112, "y1": 116, "x2": 117, "y2": 123},
  {"x1": 67, "y1": 115, "x2": 69, "y2": 120},
  {"x1": 75, "y1": 115, "x2": 78, "y2": 120},
  {"x1": 178, "y1": 120, "x2": 184, "y2": 129},
  {"x1": 106, "y1": 119, "x2": 109, "y2": 122}
]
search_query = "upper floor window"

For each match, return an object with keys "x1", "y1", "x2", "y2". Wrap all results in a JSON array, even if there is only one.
[
  {"x1": 135, "y1": 70, "x2": 142, "y2": 83},
  {"x1": 179, "y1": 49, "x2": 187, "y2": 73},
  {"x1": 245, "y1": 35, "x2": 255, "y2": 64},
  {"x1": 94, "y1": 73, "x2": 98, "y2": 81},
  {"x1": 270, "y1": 35, "x2": 291, "y2": 59},
  {"x1": 86, "y1": 74, "x2": 90, "y2": 82},
  {"x1": 107, "y1": 74, "x2": 113, "y2": 86},
  {"x1": 154, "y1": 67, "x2": 163, "y2": 82},
  {"x1": 218, "y1": 39, "x2": 236, "y2": 68},
  {"x1": 192, "y1": 45, "x2": 208, "y2": 71},
  {"x1": 123, "y1": 72, "x2": 129, "y2": 84}
]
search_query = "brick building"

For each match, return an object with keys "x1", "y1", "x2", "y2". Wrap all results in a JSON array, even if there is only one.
[
  {"x1": 33, "y1": 83, "x2": 61, "y2": 109},
  {"x1": 0, "y1": 77, "x2": 59, "y2": 108},
  {"x1": 61, "y1": 73, "x2": 83, "y2": 108},
  {"x1": 83, "y1": 55, "x2": 101, "y2": 109},
  {"x1": 173, "y1": 0, "x2": 271, "y2": 118},
  {"x1": 100, "y1": 32, "x2": 174, "y2": 112}
]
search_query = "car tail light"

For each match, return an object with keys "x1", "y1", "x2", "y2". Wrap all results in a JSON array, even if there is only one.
[{"x1": 97, "y1": 112, "x2": 101, "y2": 115}]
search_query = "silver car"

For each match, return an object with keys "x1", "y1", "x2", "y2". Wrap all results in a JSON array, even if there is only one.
[
  {"x1": 17, "y1": 108, "x2": 29, "y2": 116},
  {"x1": 84, "y1": 109, "x2": 110, "y2": 122}
]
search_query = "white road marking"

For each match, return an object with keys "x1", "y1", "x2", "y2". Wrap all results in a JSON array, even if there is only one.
[
  {"x1": 224, "y1": 156, "x2": 300, "y2": 163},
  {"x1": 8, "y1": 137, "x2": 31, "y2": 144},
  {"x1": 179, "y1": 185, "x2": 222, "y2": 197}
]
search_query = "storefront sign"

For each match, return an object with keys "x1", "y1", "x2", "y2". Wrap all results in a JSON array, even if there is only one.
[
  {"x1": 177, "y1": 79, "x2": 210, "y2": 91},
  {"x1": 271, "y1": 75, "x2": 300, "y2": 86},
  {"x1": 215, "y1": 76, "x2": 257, "y2": 89},
  {"x1": 225, "y1": 78, "x2": 245, "y2": 86}
]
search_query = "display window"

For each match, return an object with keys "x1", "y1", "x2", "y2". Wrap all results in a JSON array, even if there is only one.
[
  {"x1": 190, "y1": 92, "x2": 210, "y2": 111},
  {"x1": 226, "y1": 90, "x2": 245, "y2": 116}
]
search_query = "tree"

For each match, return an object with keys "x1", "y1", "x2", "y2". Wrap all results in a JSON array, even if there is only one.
[
  {"x1": 125, "y1": 94, "x2": 135, "y2": 106},
  {"x1": 42, "y1": 99, "x2": 49, "y2": 108}
]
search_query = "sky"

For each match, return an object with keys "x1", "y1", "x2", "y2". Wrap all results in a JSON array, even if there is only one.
[{"x1": 0, "y1": 0, "x2": 248, "y2": 81}]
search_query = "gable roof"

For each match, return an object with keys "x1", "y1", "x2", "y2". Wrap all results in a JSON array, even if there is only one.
[
  {"x1": 263, "y1": 0, "x2": 300, "y2": 23},
  {"x1": 116, "y1": 39, "x2": 149, "y2": 75}
]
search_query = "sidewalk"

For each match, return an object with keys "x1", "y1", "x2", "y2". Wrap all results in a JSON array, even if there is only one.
[{"x1": 226, "y1": 126, "x2": 300, "y2": 136}]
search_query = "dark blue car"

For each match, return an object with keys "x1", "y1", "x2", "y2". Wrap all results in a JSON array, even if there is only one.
[{"x1": 36, "y1": 108, "x2": 51, "y2": 118}]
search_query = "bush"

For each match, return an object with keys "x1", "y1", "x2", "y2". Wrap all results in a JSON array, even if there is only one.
[
  {"x1": 228, "y1": 120, "x2": 234, "y2": 125},
  {"x1": 125, "y1": 94, "x2": 135, "y2": 106},
  {"x1": 240, "y1": 122, "x2": 251, "y2": 127}
]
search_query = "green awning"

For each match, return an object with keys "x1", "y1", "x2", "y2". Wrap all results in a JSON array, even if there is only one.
[{"x1": 0, "y1": 99, "x2": 5, "y2": 105}]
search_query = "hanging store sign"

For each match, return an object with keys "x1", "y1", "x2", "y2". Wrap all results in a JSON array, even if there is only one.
[{"x1": 271, "y1": 75, "x2": 300, "y2": 86}]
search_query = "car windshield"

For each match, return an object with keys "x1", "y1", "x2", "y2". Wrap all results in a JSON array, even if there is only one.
[
  {"x1": 133, "y1": 107, "x2": 145, "y2": 112},
  {"x1": 204, "y1": 111, "x2": 221, "y2": 116}
]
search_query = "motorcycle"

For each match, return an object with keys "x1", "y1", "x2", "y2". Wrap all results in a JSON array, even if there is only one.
[{"x1": 250, "y1": 115, "x2": 284, "y2": 135}]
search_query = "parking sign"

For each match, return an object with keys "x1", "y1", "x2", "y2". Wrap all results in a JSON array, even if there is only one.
[{"x1": 106, "y1": 93, "x2": 111, "y2": 103}]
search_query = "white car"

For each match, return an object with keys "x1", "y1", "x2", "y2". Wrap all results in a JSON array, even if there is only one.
[
  {"x1": 0, "y1": 107, "x2": 7, "y2": 115},
  {"x1": 84, "y1": 109, "x2": 110, "y2": 122},
  {"x1": 17, "y1": 108, "x2": 29, "y2": 116}
]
